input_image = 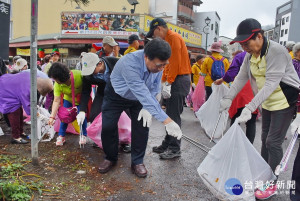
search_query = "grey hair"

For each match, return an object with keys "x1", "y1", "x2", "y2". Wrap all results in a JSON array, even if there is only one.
[
  {"x1": 286, "y1": 41, "x2": 295, "y2": 51},
  {"x1": 293, "y1": 42, "x2": 300, "y2": 57},
  {"x1": 37, "y1": 78, "x2": 53, "y2": 96}
]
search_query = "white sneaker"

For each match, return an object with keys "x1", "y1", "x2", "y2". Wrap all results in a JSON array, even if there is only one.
[
  {"x1": 79, "y1": 136, "x2": 87, "y2": 145},
  {"x1": 56, "y1": 136, "x2": 65, "y2": 146}
]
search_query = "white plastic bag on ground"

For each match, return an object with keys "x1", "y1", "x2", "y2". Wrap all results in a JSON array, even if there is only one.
[
  {"x1": 37, "y1": 107, "x2": 55, "y2": 142},
  {"x1": 196, "y1": 83, "x2": 229, "y2": 140},
  {"x1": 197, "y1": 122, "x2": 276, "y2": 201},
  {"x1": 0, "y1": 126, "x2": 4, "y2": 136}
]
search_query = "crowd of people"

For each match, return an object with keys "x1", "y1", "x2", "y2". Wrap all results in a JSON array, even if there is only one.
[{"x1": 0, "y1": 17, "x2": 299, "y2": 200}]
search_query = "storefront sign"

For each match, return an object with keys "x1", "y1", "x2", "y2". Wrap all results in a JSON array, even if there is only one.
[
  {"x1": 16, "y1": 48, "x2": 30, "y2": 56},
  {"x1": 44, "y1": 48, "x2": 68, "y2": 54},
  {"x1": 17, "y1": 48, "x2": 68, "y2": 56}
]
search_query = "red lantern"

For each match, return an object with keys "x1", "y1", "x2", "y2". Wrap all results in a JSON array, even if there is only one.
[{"x1": 38, "y1": 48, "x2": 45, "y2": 58}]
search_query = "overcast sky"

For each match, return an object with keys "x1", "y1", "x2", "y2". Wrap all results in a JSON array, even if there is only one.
[{"x1": 196, "y1": 0, "x2": 289, "y2": 38}]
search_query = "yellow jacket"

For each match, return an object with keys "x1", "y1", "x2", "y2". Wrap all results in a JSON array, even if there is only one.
[
  {"x1": 201, "y1": 52, "x2": 229, "y2": 86},
  {"x1": 289, "y1": 51, "x2": 295, "y2": 59},
  {"x1": 191, "y1": 63, "x2": 201, "y2": 85},
  {"x1": 124, "y1": 46, "x2": 137, "y2": 55}
]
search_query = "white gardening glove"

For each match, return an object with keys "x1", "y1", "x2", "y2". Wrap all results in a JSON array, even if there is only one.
[
  {"x1": 165, "y1": 121, "x2": 183, "y2": 140},
  {"x1": 192, "y1": 83, "x2": 196, "y2": 89},
  {"x1": 137, "y1": 108, "x2": 152, "y2": 127},
  {"x1": 236, "y1": 107, "x2": 252, "y2": 123},
  {"x1": 76, "y1": 111, "x2": 85, "y2": 126},
  {"x1": 219, "y1": 98, "x2": 232, "y2": 113},
  {"x1": 291, "y1": 113, "x2": 300, "y2": 135},
  {"x1": 161, "y1": 82, "x2": 171, "y2": 99}
]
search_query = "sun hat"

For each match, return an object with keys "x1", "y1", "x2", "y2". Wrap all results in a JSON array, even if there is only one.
[
  {"x1": 15, "y1": 58, "x2": 27, "y2": 70},
  {"x1": 209, "y1": 41, "x2": 223, "y2": 53},
  {"x1": 102, "y1": 36, "x2": 118, "y2": 47}
]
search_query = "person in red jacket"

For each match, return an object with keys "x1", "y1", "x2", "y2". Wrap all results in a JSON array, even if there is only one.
[{"x1": 88, "y1": 15, "x2": 99, "y2": 30}]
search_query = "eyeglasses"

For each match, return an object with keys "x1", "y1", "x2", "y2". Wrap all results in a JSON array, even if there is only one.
[
  {"x1": 239, "y1": 40, "x2": 251, "y2": 47},
  {"x1": 97, "y1": 59, "x2": 103, "y2": 65},
  {"x1": 95, "y1": 61, "x2": 103, "y2": 68},
  {"x1": 154, "y1": 60, "x2": 169, "y2": 68}
]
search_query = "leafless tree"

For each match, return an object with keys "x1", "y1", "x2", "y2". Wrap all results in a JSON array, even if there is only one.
[{"x1": 65, "y1": 0, "x2": 90, "y2": 6}]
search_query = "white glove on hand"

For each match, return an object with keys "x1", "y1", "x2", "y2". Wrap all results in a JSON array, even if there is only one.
[
  {"x1": 165, "y1": 121, "x2": 183, "y2": 140},
  {"x1": 219, "y1": 98, "x2": 232, "y2": 113},
  {"x1": 76, "y1": 111, "x2": 85, "y2": 126},
  {"x1": 192, "y1": 83, "x2": 196, "y2": 89},
  {"x1": 137, "y1": 109, "x2": 152, "y2": 127},
  {"x1": 236, "y1": 107, "x2": 252, "y2": 123},
  {"x1": 291, "y1": 113, "x2": 300, "y2": 135},
  {"x1": 161, "y1": 82, "x2": 171, "y2": 99}
]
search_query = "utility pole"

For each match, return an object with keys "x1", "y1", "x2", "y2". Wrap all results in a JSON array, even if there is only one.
[
  {"x1": 205, "y1": 32, "x2": 208, "y2": 55},
  {"x1": 30, "y1": 0, "x2": 39, "y2": 165},
  {"x1": 0, "y1": 0, "x2": 10, "y2": 60}
]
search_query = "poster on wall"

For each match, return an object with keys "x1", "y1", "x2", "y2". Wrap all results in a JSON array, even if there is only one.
[{"x1": 61, "y1": 12, "x2": 140, "y2": 36}]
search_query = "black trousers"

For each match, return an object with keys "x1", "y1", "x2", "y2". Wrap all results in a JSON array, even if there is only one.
[
  {"x1": 101, "y1": 81, "x2": 149, "y2": 165},
  {"x1": 230, "y1": 107, "x2": 257, "y2": 144},
  {"x1": 291, "y1": 143, "x2": 300, "y2": 201},
  {"x1": 261, "y1": 105, "x2": 295, "y2": 171},
  {"x1": 3, "y1": 114, "x2": 10, "y2": 127},
  {"x1": 205, "y1": 86, "x2": 212, "y2": 101},
  {"x1": 161, "y1": 74, "x2": 190, "y2": 152},
  {"x1": 89, "y1": 91, "x2": 104, "y2": 123}
]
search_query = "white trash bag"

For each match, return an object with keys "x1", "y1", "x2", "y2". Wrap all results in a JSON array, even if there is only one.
[
  {"x1": 197, "y1": 122, "x2": 276, "y2": 201},
  {"x1": 196, "y1": 83, "x2": 229, "y2": 140},
  {"x1": 37, "y1": 107, "x2": 55, "y2": 142},
  {"x1": 0, "y1": 126, "x2": 4, "y2": 136}
]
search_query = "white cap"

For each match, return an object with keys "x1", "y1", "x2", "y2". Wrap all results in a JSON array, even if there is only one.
[
  {"x1": 15, "y1": 58, "x2": 27, "y2": 70},
  {"x1": 102, "y1": 36, "x2": 118, "y2": 47},
  {"x1": 79, "y1": 52, "x2": 86, "y2": 58},
  {"x1": 81, "y1": 53, "x2": 100, "y2": 76}
]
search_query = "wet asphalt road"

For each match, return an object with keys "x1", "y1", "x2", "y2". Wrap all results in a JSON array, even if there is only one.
[{"x1": 91, "y1": 107, "x2": 298, "y2": 201}]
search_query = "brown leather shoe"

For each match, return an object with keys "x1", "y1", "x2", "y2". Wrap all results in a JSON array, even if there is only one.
[
  {"x1": 131, "y1": 164, "x2": 147, "y2": 178},
  {"x1": 98, "y1": 159, "x2": 115, "y2": 174}
]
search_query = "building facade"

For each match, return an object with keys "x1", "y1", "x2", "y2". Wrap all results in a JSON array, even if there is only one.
[
  {"x1": 219, "y1": 36, "x2": 242, "y2": 60},
  {"x1": 264, "y1": 27, "x2": 275, "y2": 41},
  {"x1": 192, "y1": 11, "x2": 221, "y2": 52},
  {"x1": 273, "y1": 0, "x2": 300, "y2": 45},
  {"x1": 148, "y1": 0, "x2": 202, "y2": 30},
  {"x1": 148, "y1": 0, "x2": 205, "y2": 53},
  {"x1": 9, "y1": 0, "x2": 151, "y2": 66},
  {"x1": 9, "y1": 0, "x2": 205, "y2": 66},
  {"x1": 10, "y1": 0, "x2": 149, "y2": 39}
]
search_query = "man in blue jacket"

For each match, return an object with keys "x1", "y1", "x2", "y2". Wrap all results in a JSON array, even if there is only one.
[{"x1": 98, "y1": 38, "x2": 183, "y2": 178}]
